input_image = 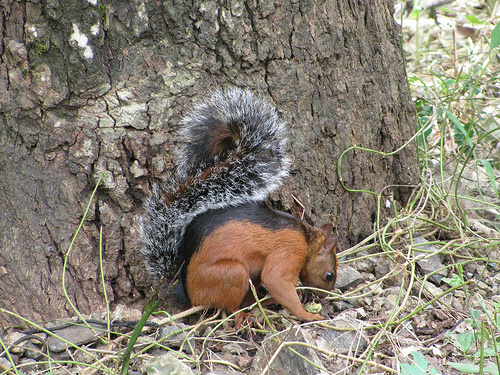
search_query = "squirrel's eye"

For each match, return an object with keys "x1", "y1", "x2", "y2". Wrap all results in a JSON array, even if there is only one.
[{"x1": 325, "y1": 272, "x2": 335, "y2": 281}]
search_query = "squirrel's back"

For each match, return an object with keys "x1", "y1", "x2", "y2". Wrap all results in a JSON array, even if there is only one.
[
  {"x1": 176, "y1": 201, "x2": 304, "y2": 301},
  {"x1": 141, "y1": 88, "x2": 291, "y2": 280}
]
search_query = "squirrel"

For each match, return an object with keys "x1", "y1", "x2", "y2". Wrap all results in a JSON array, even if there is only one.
[{"x1": 141, "y1": 88, "x2": 338, "y2": 322}]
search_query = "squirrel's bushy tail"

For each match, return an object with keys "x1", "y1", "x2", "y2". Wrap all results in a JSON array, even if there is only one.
[{"x1": 141, "y1": 88, "x2": 291, "y2": 280}]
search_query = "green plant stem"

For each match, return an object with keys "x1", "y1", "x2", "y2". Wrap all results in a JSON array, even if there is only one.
[
  {"x1": 61, "y1": 174, "x2": 103, "y2": 333},
  {"x1": 99, "y1": 225, "x2": 111, "y2": 341},
  {"x1": 0, "y1": 336, "x2": 21, "y2": 375},
  {"x1": 396, "y1": 280, "x2": 473, "y2": 326},
  {"x1": 479, "y1": 321, "x2": 485, "y2": 375},
  {"x1": 359, "y1": 250, "x2": 416, "y2": 374},
  {"x1": 120, "y1": 295, "x2": 160, "y2": 375},
  {"x1": 249, "y1": 279, "x2": 275, "y2": 333}
]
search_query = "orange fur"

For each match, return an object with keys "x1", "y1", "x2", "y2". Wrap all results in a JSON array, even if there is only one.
[{"x1": 186, "y1": 221, "x2": 338, "y2": 321}]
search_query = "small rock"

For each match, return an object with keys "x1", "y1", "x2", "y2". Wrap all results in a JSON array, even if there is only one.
[
  {"x1": 454, "y1": 290, "x2": 466, "y2": 298},
  {"x1": 251, "y1": 326, "x2": 328, "y2": 375},
  {"x1": 145, "y1": 352, "x2": 194, "y2": 375},
  {"x1": 150, "y1": 131, "x2": 172, "y2": 146},
  {"x1": 471, "y1": 299, "x2": 483, "y2": 309},
  {"x1": 372, "y1": 298, "x2": 384, "y2": 312},
  {"x1": 74, "y1": 345, "x2": 97, "y2": 364},
  {"x1": 23, "y1": 339, "x2": 42, "y2": 360},
  {"x1": 363, "y1": 272, "x2": 376, "y2": 282},
  {"x1": 330, "y1": 300, "x2": 354, "y2": 312},
  {"x1": 237, "y1": 354, "x2": 252, "y2": 368},
  {"x1": 151, "y1": 156, "x2": 166, "y2": 173},
  {"x1": 477, "y1": 280, "x2": 492, "y2": 293},
  {"x1": 220, "y1": 351, "x2": 239, "y2": 367},
  {"x1": 111, "y1": 103, "x2": 149, "y2": 129},
  {"x1": 221, "y1": 343, "x2": 246, "y2": 356},
  {"x1": 111, "y1": 304, "x2": 143, "y2": 321},
  {"x1": 159, "y1": 323, "x2": 195, "y2": 353},
  {"x1": 422, "y1": 281, "x2": 444, "y2": 298},
  {"x1": 4, "y1": 332, "x2": 28, "y2": 355},
  {"x1": 382, "y1": 286, "x2": 401, "y2": 310},
  {"x1": 370, "y1": 284, "x2": 384, "y2": 295},
  {"x1": 159, "y1": 323, "x2": 191, "y2": 346},
  {"x1": 452, "y1": 299, "x2": 466, "y2": 310},
  {"x1": 321, "y1": 316, "x2": 368, "y2": 355},
  {"x1": 219, "y1": 345, "x2": 251, "y2": 370},
  {"x1": 46, "y1": 322, "x2": 106, "y2": 353},
  {"x1": 374, "y1": 257, "x2": 392, "y2": 280},
  {"x1": 19, "y1": 358, "x2": 38, "y2": 373},
  {"x1": 335, "y1": 265, "x2": 364, "y2": 291},
  {"x1": 352, "y1": 258, "x2": 375, "y2": 273},
  {"x1": 353, "y1": 307, "x2": 368, "y2": 319},
  {"x1": 0, "y1": 357, "x2": 12, "y2": 370},
  {"x1": 54, "y1": 350, "x2": 77, "y2": 364},
  {"x1": 363, "y1": 296, "x2": 373, "y2": 308},
  {"x1": 476, "y1": 288, "x2": 488, "y2": 298},
  {"x1": 412, "y1": 237, "x2": 447, "y2": 284}
]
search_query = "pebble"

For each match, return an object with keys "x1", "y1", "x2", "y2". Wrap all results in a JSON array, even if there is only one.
[
  {"x1": 18, "y1": 358, "x2": 37, "y2": 373},
  {"x1": 46, "y1": 322, "x2": 106, "y2": 353},
  {"x1": 145, "y1": 352, "x2": 194, "y2": 375},
  {"x1": 0, "y1": 357, "x2": 12, "y2": 370},
  {"x1": 383, "y1": 287, "x2": 402, "y2": 310},
  {"x1": 251, "y1": 326, "x2": 328, "y2": 375},
  {"x1": 4, "y1": 332, "x2": 27, "y2": 355},
  {"x1": 321, "y1": 318, "x2": 368, "y2": 355},
  {"x1": 221, "y1": 343, "x2": 246, "y2": 356},
  {"x1": 422, "y1": 281, "x2": 444, "y2": 298},
  {"x1": 331, "y1": 300, "x2": 354, "y2": 312},
  {"x1": 159, "y1": 323, "x2": 194, "y2": 353},
  {"x1": 335, "y1": 265, "x2": 365, "y2": 291},
  {"x1": 454, "y1": 290, "x2": 466, "y2": 298},
  {"x1": 412, "y1": 237, "x2": 447, "y2": 285}
]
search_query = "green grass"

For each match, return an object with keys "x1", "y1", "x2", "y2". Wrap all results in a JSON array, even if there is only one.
[
  {"x1": 334, "y1": 2, "x2": 500, "y2": 373},
  {"x1": 385, "y1": 2, "x2": 500, "y2": 374}
]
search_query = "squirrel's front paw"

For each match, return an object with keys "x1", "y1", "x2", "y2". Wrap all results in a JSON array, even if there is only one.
[
  {"x1": 235, "y1": 311, "x2": 256, "y2": 328},
  {"x1": 307, "y1": 313, "x2": 325, "y2": 321},
  {"x1": 294, "y1": 311, "x2": 325, "y2": 322}
]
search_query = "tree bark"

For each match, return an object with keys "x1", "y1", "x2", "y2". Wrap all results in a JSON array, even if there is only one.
[{"x1": 0, "y1": 0, "x2": 417, "y2": 325}]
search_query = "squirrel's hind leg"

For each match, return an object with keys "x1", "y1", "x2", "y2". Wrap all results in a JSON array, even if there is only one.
[{"x1": 186, "y1": 259, "x2": 249, "y2": 313}]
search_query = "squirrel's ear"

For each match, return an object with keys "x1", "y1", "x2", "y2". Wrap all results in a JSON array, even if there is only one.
[
  {"x1": 323, "y1": 233, "x2": 338, "y2": 252},
  {"x1": 320, "y1": 223, "x2": 334, "y2": 236}
]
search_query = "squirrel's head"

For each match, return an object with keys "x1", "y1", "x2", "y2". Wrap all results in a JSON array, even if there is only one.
[{"x1": 300, "y1": 223, "x2": 338, "y2": 297}]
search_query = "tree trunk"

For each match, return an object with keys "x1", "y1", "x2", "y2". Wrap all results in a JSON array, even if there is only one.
[{"x1": 0, "y1": 0, "x2": 417, "y2": 325}]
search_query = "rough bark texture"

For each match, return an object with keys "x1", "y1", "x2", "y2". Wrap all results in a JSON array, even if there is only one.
[{"x1": 0, "y1": 0, "x2": 417, "y2": 324}]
